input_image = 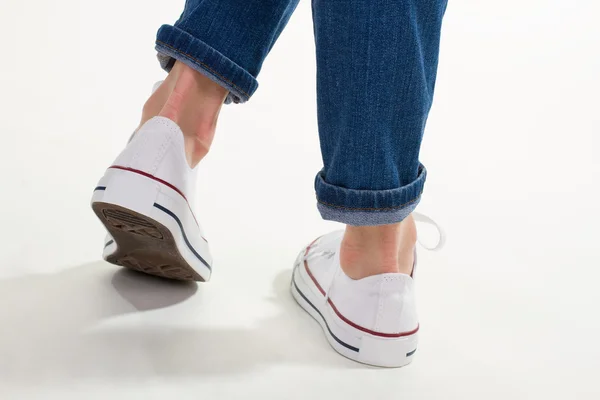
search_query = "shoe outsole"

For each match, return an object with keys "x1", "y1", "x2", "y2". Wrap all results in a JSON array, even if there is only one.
[{"x1": 92, "y1": 202, "x2": 204, "y2": 282}]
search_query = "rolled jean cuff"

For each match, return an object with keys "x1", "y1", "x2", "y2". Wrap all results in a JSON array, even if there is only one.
[
  {"x1": 155, "y1": 25, "x2": 258, "y2": 104},
  {"x1": 315, "y1": 164, "x2": 427, "y2": 226}
]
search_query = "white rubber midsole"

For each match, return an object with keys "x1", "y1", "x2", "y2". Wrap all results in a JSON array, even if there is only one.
[
  {"x1": 91, "y1": 167, "x2": 212, "y2": 280},
  {"x1": 291, "y1": 251, "x2": 418, "y2": 367}
]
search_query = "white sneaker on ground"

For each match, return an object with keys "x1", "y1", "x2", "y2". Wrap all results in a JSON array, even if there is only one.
[
  {"x1": 91, "y1": 115, "x2": 212, "y2": 282},
  {"x1": 291, "y1": 214, "x2": 444, "y2": 367}
]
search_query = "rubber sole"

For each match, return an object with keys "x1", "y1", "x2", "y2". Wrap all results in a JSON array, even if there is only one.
[{"x1": 92, "y1": 202, "x2": 204, "y2": 282}]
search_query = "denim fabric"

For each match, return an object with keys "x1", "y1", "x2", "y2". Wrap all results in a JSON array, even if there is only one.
[
  {"x1": 155, "y1": 0, "x2": 446, "y2": 225},
  {"x1": 156, "y1": 0, "x2": 300, "y2": 104}
]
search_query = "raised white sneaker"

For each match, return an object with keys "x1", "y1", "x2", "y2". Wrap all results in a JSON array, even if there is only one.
[
  {"x1": 291, "y1": 215, "x2": 443, "y2": 367},
  {"x1": 91, "y1": 116, "x2": 212, "y2": 282}
]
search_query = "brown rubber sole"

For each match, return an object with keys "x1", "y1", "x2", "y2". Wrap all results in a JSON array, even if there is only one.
[{"x1": 92, "y1": 202, "x2": 204, "y2": 282}]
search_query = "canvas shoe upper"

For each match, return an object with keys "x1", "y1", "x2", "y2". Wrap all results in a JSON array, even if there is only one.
[
  {"x1": 291, "y1": 215, "x2": 443, "y2": 367},
  {"x1": 91, "y1": 115, "x2": 212, "y2": 281}
]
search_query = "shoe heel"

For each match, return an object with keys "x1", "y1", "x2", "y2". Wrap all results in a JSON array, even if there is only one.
[
  {"x1": 359, "y1": 333, "x2": 418, "y2": 368},
  {"x1": 92, "y1": 168, "x2": 160, "y2": 217}
]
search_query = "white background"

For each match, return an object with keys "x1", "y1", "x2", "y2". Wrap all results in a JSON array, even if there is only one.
[{"x1": 0, "y1": 0, "x2": 599, "y2": 399}]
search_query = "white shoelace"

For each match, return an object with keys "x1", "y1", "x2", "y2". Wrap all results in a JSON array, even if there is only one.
[{"x1": 413, "y1": 212, "x2": 446, "y2": 251}]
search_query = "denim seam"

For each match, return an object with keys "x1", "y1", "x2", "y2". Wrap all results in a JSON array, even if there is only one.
[
  {"x1": 156, "y1": 40, "x2": 251, "y2": 100},
  {"x1": 316, "y1": 193, "x2": 422, "y2": 212}
]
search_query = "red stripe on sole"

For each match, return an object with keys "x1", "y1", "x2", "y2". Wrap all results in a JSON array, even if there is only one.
[
  {"x1": 304, "y1": 237, "x2": 321, "y2": 257},
  {"x1": 303, "y1": 240, "x2": 419, "y2": 339},
  {"x1": 109, "y1": 165, "x2": 188, "y2": 200},
  {"x1": 107, "y1": 165, "x2": 205, "y2": 241},
  {"x1": 304, "y1": 260, "x2": 326, "y2": 296},
  {"x1": 326, "y1": 298, "x2": 419, "y2": 338},
  {"x1": 304, "y1": 236, "x2": 326, "y2": 295}
]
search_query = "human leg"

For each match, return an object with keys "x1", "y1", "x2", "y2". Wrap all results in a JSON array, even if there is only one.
[
  {"x1": 313, "y1": 0, "x2": 447, "y2": 226},
  {"x1": 291, "y1": 0, "x2": 447, "y2": 366},
  {"x1": 141, "y1": 0, "x2": 302, "y2": 166},
  {"x1": 91, "y1": 0, "x2": 301, "y2": 280}
]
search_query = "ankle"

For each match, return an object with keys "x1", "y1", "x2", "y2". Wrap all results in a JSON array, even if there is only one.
[
  {"x1": 340, "y1": 215, "x2": 417, "y2": 279},
  {"x1": 140, "y1": 61, "x2": 228, "y2": 167}
]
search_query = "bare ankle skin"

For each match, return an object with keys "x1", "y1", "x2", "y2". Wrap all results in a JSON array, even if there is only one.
[
  {"x1": 139, "y1": 61, "x2": 228, "y2": 167},
  {"x1": 340, "y1": 214, "x2": 417, "y2": 279}
]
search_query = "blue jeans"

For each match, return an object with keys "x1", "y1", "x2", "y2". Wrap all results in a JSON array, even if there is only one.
[{"x1": 155, "y1": 0, "x2": 447, "y2": 226}]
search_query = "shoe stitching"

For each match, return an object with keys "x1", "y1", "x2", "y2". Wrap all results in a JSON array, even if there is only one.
[
  {"x1": 317, "y1": 194, "x2": 421, "y2": 212},
  {"x1": 374, "y1": 279, "x2": 385, "y2": 332}
]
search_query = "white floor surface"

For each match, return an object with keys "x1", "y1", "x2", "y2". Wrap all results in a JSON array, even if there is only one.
[{"x1": 0, "y1": 1, "x2": 599, "y2": 399}]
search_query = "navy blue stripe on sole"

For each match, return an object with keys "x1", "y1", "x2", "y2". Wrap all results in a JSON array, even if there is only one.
[
  {"x1": 406, "y1": 348, "x2": 417, "y2": 357},
  {"x1": 94, "y1": 186, "x2": 106, "y2": 191},
  {"x1": 104, "y1": 239, "x2": 114, "y2": 248},
  {"x1": 152, "y1": 203, "x2": 211, "y2": 271},
  {"x1": 292, "y1": 275, "x2": 359, "y2": 353}
]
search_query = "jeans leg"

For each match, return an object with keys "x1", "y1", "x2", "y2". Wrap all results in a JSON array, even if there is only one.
[
  {"x1": 156, "y1": 0, "x2": 300, "y2": 104},
  {"x1": 312, "y1": 0, "x2": 447, "y2": 226}
]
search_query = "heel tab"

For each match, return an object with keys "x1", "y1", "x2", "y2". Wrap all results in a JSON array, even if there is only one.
[
  {"x1": 139, "y1": 116, "x2": 183, "y2": 137},
  {"x1": 136, "y1": 116, "x2": 186, "y2": 149}
]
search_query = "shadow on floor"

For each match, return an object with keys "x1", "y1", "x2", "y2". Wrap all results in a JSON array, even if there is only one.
[{"x1": 0, "y1": 261, "x2": 360, "y2": 383}]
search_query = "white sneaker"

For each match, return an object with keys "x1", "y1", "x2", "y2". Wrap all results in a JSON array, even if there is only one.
[
  {"x1": 91, "y1": 116, "x2": 212, "y2": 282},
  {"x1": 291, "y1": 215, "x2": 444, "y2": 367}
]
